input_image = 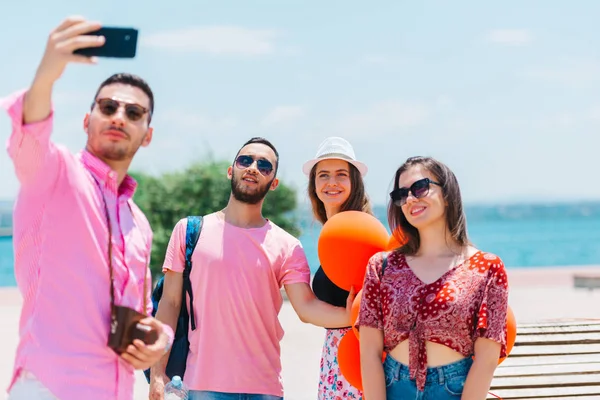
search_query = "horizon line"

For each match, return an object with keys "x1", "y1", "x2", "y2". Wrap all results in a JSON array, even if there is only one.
[{"x1": 1, "y1": 197, "x2": 600, "y2": 209}]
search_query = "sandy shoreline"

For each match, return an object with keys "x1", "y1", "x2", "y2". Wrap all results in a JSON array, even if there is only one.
[{"x1": 1, "y1": 265, "x2": 600, "y2": 399}]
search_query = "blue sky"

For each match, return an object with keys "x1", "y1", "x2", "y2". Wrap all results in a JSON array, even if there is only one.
[{"x1": 0, "y1": 1, "x2": 598, "y2": 206}]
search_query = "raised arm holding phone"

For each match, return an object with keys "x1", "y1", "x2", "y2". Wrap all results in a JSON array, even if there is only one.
[{"x1": 3, "y1": 16, "x2": 173, "y2": 400}]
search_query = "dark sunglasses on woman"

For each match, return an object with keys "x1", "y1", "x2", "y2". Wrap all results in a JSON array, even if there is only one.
[{"x1": 390, "y1": 177, "x2": 442, "y2": 207}]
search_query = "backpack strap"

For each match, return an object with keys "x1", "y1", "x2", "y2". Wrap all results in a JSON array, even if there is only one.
[
  {"x1": 183, "y1": 216, "x2": 203, "y2": 331},
  {"x1": 381, "y1": 252, "x2": 389, "y2": 277},
  {"x1": 379, "y1": 252, "x2": 389, "y2": 321}
]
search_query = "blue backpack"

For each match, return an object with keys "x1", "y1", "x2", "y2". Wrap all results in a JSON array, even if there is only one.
[{"x1": 143, "y1": 215, "x2": 203, "y2": 383}]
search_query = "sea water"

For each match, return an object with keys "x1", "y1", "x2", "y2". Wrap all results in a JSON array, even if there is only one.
[{"x1": 1, "y1": 203, "x2": 599, "y2": 287}]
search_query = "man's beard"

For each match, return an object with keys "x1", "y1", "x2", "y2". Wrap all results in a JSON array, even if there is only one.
[
  {"x1": 88, "y1": 125, "x2": 145, "y2": 162},
  {"x1": 231, "y1": 173, "x2": 273, "y2": 205},
  {"x1": 97, "y1": 143, "x2": 132, "y2": 161}
]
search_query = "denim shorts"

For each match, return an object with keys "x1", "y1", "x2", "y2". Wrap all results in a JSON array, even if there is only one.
[
  {"x1": 8, "y1": 371, "x2": 57, "y2": 400},
  {"x1": 189, "y1": 391, "x2": 283, "y2": 400},
  {"x1": 383, "y1": 354, "x2": 473, "y2": 399}
]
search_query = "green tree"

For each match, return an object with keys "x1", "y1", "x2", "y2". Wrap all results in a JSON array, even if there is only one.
[{"x1": 130, "y1": 160, "x2": 301, "y2": 280}]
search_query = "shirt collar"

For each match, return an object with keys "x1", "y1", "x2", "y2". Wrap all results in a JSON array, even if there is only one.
[{"x1": 80, "y1": 149, "x2": 138, "y2": 199}]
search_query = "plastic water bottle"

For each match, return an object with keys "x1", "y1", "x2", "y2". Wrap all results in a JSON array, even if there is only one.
[{"x1": 164, "y1": 375, "x2": 189, "y2": 400}]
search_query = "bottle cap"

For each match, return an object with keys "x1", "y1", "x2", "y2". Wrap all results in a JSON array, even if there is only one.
[{"x1": 172, "y1": 375, "x2": 182, "y2": 388}]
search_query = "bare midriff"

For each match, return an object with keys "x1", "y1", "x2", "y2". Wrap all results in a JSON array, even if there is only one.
[{"x1": 390, "y1": 339, "x2": 467, "y2": 367}]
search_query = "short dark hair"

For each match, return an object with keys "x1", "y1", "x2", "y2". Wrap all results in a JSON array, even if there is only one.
[
  {"x1": 92, "y1": 73, "x2": 155, "y2": 122},
  {"x1": 234, "y1": 137, "x2": 280, "y2": 176}
]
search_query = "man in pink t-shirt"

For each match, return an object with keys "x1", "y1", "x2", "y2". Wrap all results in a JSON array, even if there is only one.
[{"x1": 149, "y1": 138, "x2": 355, "y2": 399}]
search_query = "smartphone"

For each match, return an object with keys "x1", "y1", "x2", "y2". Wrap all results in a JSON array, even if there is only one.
[{"x1": 74, "y1": 27, "x2": 138, "y2": 58}]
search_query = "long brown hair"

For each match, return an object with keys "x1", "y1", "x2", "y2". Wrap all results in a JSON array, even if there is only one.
[
  {"x1": 388, "y1": 156, "x2": 469, "y2": 255},
  {"x1": 308, "y1": 161, "x2": 372, "y2": 224}
]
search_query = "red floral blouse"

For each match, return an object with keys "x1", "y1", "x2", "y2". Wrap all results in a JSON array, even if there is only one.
[{"x1": 356, "y1": 250, "x2": 509, "y2": 391}]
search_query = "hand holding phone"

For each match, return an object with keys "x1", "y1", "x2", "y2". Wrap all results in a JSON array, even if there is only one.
[
  {"x1": 34, "y1": 18, "x2": 139, "y2": 88},
  {"x1": 35, "y1": 16, "x2": 106, "y2": 85}
]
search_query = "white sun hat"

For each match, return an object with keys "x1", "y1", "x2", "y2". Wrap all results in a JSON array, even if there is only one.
[{"x1": 302, "y1": 136, "x2": 368, "y2": 177}]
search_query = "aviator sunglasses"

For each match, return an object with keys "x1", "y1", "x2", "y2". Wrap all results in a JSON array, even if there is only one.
[
  {"x1": 94, "y1": 98, "x2": 150, "y2": 122},
  {"x1": 390, "y1": 177, "x2": 442, "y2": 207},
  {"x1": 235, "y1": 155, "x2": 274, "y2": 176}
]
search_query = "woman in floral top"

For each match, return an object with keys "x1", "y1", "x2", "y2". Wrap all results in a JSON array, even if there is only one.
[
  {"x1": 356, "y1": 156, "x2": 509, "y2": 399},
  {"x1": 302, "y1": 136, "x2": 373, "y2": 399}
]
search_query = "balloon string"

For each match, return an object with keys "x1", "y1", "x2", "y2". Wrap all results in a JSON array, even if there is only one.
[{"x1": 488, "y1": 391, "x2": 503, "y2": 399}]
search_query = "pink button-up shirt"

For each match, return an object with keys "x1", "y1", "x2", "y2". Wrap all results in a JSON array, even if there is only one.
[{"x1": 2, "y1": 90, "x2": 172, "y2": 400}]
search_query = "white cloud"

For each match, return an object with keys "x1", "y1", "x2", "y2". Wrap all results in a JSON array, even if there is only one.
[
  {"x1": 328, "y1": 101, "x2": 429, "y2": 138},
  {"x1": 130, "y1": 110, "x2": 245, "y2": 175},
  {"x1": 281, "y1": 46, "x2": 302, "y2": 56},
  {"x1": 155, "y1": 109, "x2": 238, "y2": 133},
  {"x1": 141, "y1": 26, "x2": 279, "y2": 55},
  {"x1": 534, "y1": 112, "x2": 577, "y2": 130},
  {"x1": 485, "y1": 29, "x2": 533, "y2": 46},
  {"x1": 589, "y1": 105, "x2": 600, "y2": 122},
  {"x1": 261, "y1": 106, "x2": 305, "y2": 127},
  {"x1": 435, "y1": 95, "x2": 454, "y2": 110},
  {"x1": 522, "y1": 60, "x2": 600, "y2": 88},
  {"x1": 362, "y1": 55, "x2": 390, "y2": 65},
  {"x1": 530, "y1": 105, "x2": 600, "y2": 131},
  {"x1": 54, "y1": 91, "x2": 91, "y2": 107}
]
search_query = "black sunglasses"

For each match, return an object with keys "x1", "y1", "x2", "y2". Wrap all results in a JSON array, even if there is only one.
[
  {"x1": 94, "y1": 98, "x2": 150, "y2": 122},
  {"x1": 235, "y1": 155, "x2": 274, "y2": 176},
  {"x1": 390, "y1": 177, "x2": 442, "y2": 207}
]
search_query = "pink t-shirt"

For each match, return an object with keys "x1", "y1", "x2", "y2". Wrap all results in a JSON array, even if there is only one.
[{"x1": 162, "y1": 213, "x2": 311, "y2": 397}]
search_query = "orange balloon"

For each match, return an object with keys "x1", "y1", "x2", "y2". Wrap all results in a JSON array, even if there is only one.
[
  {"x1": 338, "y1": 329, "x2": 386, "y2": 392},
  {"x1": 499, "y1": 306, "x2": 517, "y2": 365},
  {"x1": 386, "y1": 229, "x2": 407, "y2": 250},
  {"x1": 350, "y1": 289, "x2": 363, "y2": 339},
  {"x1": 318, "y1": 211, "x2": 389, "y2": 291},
  {"x1": 474, "y1": 305, "x2": 517, "y2": 364},
  {"x1": 338, "y1": 330, "x2": 364, "y2": 391}
]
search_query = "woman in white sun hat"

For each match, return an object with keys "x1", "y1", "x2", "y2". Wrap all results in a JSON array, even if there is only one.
[{"x1": 303, "y1": 136, "x2": 373, "y2": 400}]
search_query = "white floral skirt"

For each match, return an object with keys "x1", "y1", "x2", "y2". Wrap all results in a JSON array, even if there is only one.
[{"x1": 317, "y1": 327, "x2": 363, "y2": 400}]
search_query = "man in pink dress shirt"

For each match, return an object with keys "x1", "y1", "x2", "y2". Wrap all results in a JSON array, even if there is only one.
[{"x1": 2, "y1": 17, "x2": 173, "y2": 400}]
